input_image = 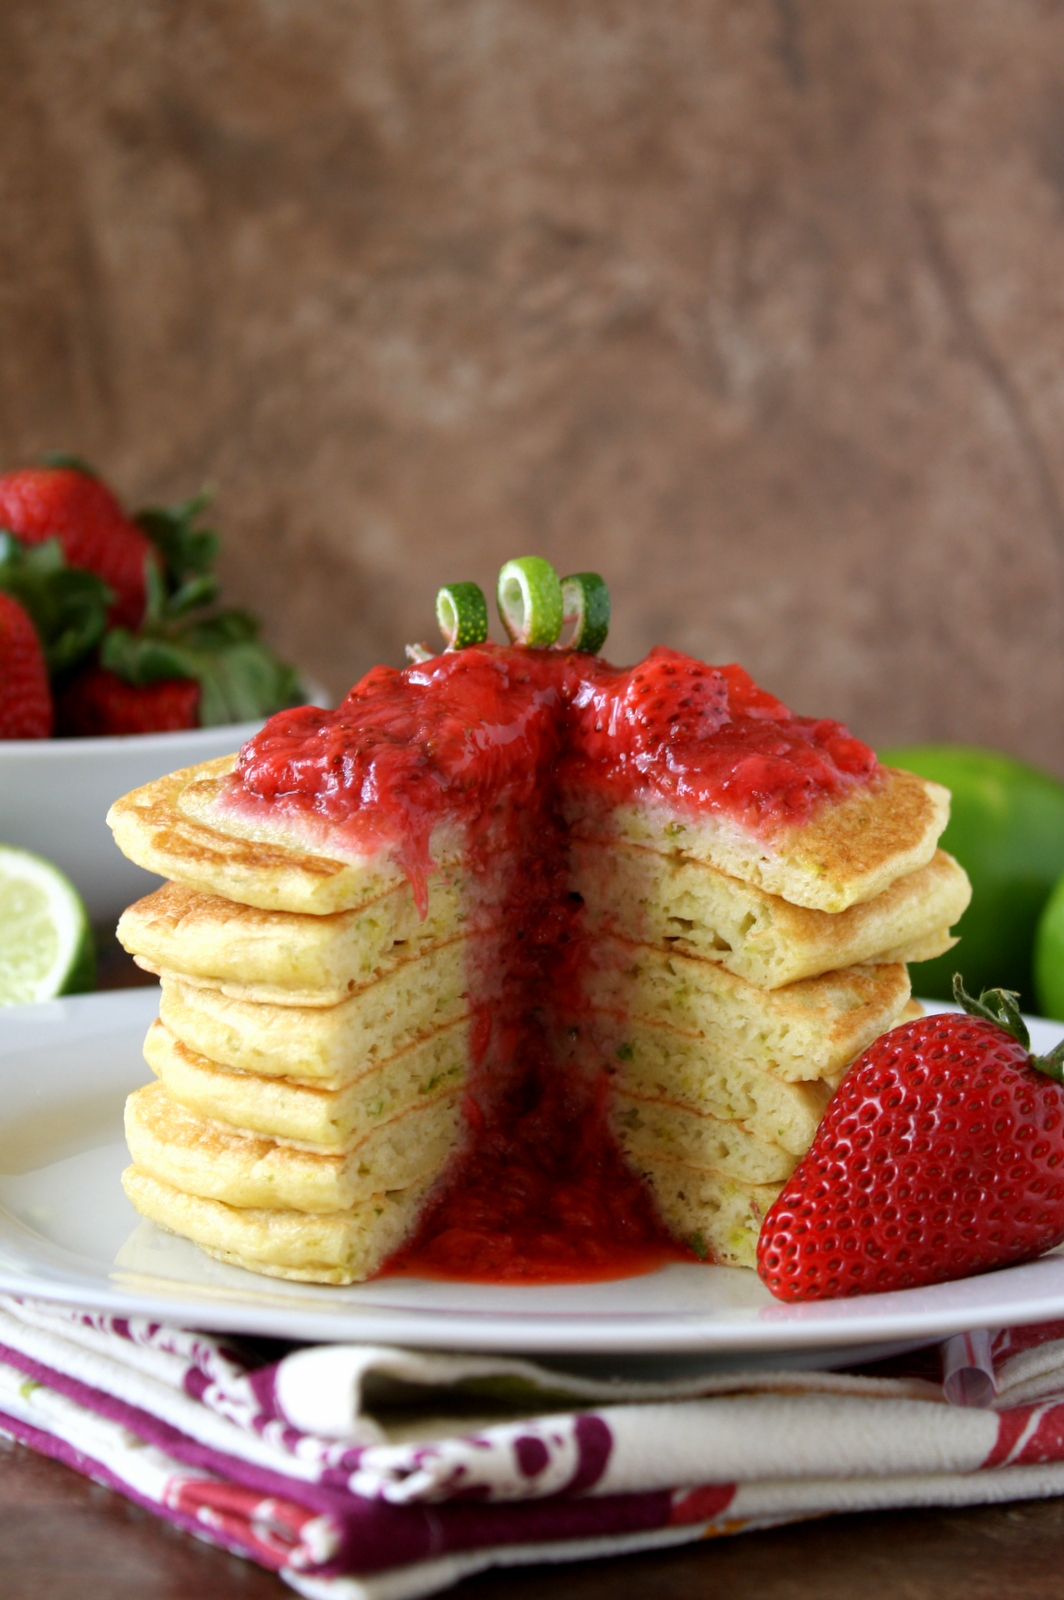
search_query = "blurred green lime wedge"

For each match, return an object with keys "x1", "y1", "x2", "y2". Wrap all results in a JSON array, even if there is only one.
[
  {"x1": 880, "y1": 745, "x2": 1064, "y2": 1010},
  {"x1": 0, "y1": 845, "x2": 95, "y2": 1006}
]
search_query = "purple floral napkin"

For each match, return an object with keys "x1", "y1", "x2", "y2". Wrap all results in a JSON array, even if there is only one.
[{"x1": 3, "y1": 1295, "x2": 1064, "y2": 1599}]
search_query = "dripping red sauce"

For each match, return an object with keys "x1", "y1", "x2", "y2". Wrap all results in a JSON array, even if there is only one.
[
  {"x1": 386, "y1": 1056, "x2": 692, "y2": 1285},
  {"x1": 232, "y1": 644, "x2": 878, "y2": 1284}
]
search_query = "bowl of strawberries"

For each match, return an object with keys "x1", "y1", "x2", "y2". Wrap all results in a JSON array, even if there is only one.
[{"x1": 0, "y1": 457, "x2": 318, "y2": 929}]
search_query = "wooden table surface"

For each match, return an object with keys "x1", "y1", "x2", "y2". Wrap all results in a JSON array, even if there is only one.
[
  {"x1": 5, "y1": 1437, "x2": 1064, "y2": 1600},
  {"x1": 4, "y1": 944, "x2": 1064, "y2": 1599}
]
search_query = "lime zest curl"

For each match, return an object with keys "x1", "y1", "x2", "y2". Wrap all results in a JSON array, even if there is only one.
[
  {"x1": 416, "y1": 561, "x2": 611, "y2": 658},
  {"x1": 497, "y1": 557, "x2": 564, "y2": 647},
  {"x1": 436, "y1": 582, "x2": 489, "y2": 651},
  {"x1": 559, "y1": 571, "x2": 609, "y2": 654}
]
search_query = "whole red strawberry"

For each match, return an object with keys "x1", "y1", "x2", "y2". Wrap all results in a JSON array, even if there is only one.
[
  {"x1": 0, "y1": 591, "x2": 52, "y2": 738},
  {"x1": 55, "y1": 666, "x2": 199, "y2": 737},
  {"x1": 0, "y1": 465, "x2": 155, "y2": 629},
  {"x1": 758, "y1": 979, "x2": 1064, "y2": 1301}
]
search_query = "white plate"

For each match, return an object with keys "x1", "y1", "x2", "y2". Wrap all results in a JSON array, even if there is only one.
[{"x1": 3, "y1": 988, "x2": 1064, "y2": 1359}]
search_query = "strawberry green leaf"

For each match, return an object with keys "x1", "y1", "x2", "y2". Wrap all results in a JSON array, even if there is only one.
[
  {"x1": 105, "y1": 489, "x2": 302, "y2": 725},
  {"x1": 141, "y1": 556, "x2": 169, "y2": 629},
  {"x1": 180, "y1": 609, "x2": 259, "y2": 649},
  {"x1": 101, "y1": 606, "x2": 303, "y2": 725},
  {"x1": 166, "y1": 572, "x2": 219, "y2": 618},
  {"x1": 0, "y1": 532, "x2": 111, "y2": 675},
  {"x1": 1034, "y1": 1042, "x2": 1064, "y2": 1084},
  {"x1": 100, "y1": 628, "x2": 197, "y2": 686},
  {"x1": 37, "y1": 451, "x2": 98, "y2": 478},
  {"x1": 193, "y1": 641, "x2": 303, "y2": 727},
  {"x1": 951, "y1": 974, "x2": 1031, "y2": 1050},
  {"x1": 136, "y1": 494, "x2": 220, "y2": 591}
]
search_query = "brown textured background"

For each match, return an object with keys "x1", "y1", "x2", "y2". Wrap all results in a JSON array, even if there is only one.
[{"x1": 3, "y1": 1, "x2": 1064, "y2": 765}]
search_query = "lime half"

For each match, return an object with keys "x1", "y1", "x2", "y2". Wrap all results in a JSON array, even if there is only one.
[{"x1": 0, "y1": 845, "x2": 95, "y2": 1006}]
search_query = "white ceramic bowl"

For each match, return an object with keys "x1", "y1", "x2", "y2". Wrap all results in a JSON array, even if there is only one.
[{"x1": 0, "y1": 721, "x2": 266, "y2": 929}]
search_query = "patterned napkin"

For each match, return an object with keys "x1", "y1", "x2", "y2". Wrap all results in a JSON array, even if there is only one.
[{"x1": 3, "y1": 1296, "x2": 1064, "y2": 1600}]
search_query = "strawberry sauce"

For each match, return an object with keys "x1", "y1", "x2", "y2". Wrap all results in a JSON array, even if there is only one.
[
  {"x1": 234, "y1": 644, "x2": 877, "y2": 1283},
  {"x1": 386, "y1": 1067, "x2": 690, "y2": 1284},
  {"x1": 236, "y1": 644, "x2": 875, "y2": 858}
]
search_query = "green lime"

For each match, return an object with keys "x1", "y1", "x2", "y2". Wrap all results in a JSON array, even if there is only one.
[
  {"x1": 0, "y1": 845, "x2": 95, "y2": 1006},
  {"x1": 879, "y1": 745, "x2": 1064, "y2": 1010},
  {"x1": 1035, "y1": 875, "x2": 1064, "y2": 1019}
]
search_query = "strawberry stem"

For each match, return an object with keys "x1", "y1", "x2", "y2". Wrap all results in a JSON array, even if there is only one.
[{"x1": 952, "y1": 974, "x2": 1030, "y2": 1048}]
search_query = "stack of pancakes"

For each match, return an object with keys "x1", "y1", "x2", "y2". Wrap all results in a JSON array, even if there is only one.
[
  {"x1": 110, "y1": 756, "x2": 969, "y2": 1283},
  {"x1": 119, "y1": 858, "x2": 483, "y2": 1285}
]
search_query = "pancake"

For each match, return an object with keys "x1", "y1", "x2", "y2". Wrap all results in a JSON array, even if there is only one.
[
  {"x1": 596, "y1": 1019, "x2": 839, "y2": 1154},
  {"x1": 573, "y1": 842, "x2": 969, "y2": 990},
  {"x1": 582, "y1": 944, "x2": 911, "y2": 1081},
  {"x1": 144, "y1": 1017, "x2": 468, "y2": 1150},
  {"x1": 117, "y1": 875, "x2": 474, "y2": 1005},
  {"x1": 561, "y1": 764, "x2": 950, "y2": 914},
  {"x1": 157, "y1": 942, "x2": 471, "y2": 1085},
  {"x1": 108, "y1": 757, "x2": 417, "y2": 915},
  {"x1": 110, "y1": 756, "x2": 950, "y2": 918},
  {"x1": 608, "y1": 1092, "x2": 798, "y2": 1185},
  {"x1": 122, "y1": 1165, "x2": 433, "y2": 1284},
  {"x1": 126, "y1": 1081, "x2": 465, "y2": 1212},
  {"x1": 618, "y1": 1154, "x2": 783, "y2": 1270}
]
